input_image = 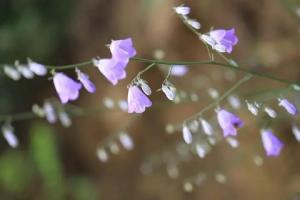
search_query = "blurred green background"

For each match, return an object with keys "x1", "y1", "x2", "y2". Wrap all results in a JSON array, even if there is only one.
[{"x1": 0, "y1": 0, "x2": 300, "y2": 200}]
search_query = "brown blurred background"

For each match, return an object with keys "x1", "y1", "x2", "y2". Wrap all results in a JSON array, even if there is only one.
[{"x1": 0, "y1": 0, "x2": 300, "y2": 199}]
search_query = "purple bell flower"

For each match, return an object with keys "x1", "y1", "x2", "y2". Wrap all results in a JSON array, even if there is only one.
[
  {"x1": 76, "y1": 69, "x2": 96, "y2": 93},
  {"x1": 53, "y1": 73, "x2": 82, "y2": 104},
  {"x1": 93, "y1": 58, "x2": 128, "y2": 85},
  {"x1": 128, "y1": 85, "x2": 152, "y2": 113},
  {"x1": 217, "y1": 109, "x2": 244, "y2": 137},
  {"x1": 278, "y1": 98, "x2": 298, "y2": 115},
  {"x1": 109, "y1": 38, "x2": 136, "y2": 62},
  {"x1": 261, "y1": 129, "x2": 283, "y2": 157},
  {"x1": 201, "y1": 28, "x2": 238, "y2": 53}
]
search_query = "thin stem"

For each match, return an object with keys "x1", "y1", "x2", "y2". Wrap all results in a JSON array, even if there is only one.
[
  {"x1": 0, "y1": 112, "x2": 36, "y2": 123},
  {"x1": 184, "y1": 74, "x2": 252, "y2": 123},
  {"x1": 137, "y1": 63, "x2": 156, "y2": 76},
  {"x1": 131, "y1": 57, "x2": 298, "y2": 85},
  {"x1": 163, "y1": 66, "x2": 173, "y2": 82}
]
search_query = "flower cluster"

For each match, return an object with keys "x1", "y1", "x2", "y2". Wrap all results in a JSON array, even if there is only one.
[{"x1": 4, "y1": 59, "x2": 47, "y2": 80}]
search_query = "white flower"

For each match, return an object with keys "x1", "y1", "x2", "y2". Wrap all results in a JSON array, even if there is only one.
[
  {"x1": 96, "y1": 148, "x2": 108, "y2": 162},
  {"x1": 28, "y1": 59, "x2": 47, "y2": 76},
  {"x1": 200, "y1": 119, "x2": 213, "y2": 136},
  {"x1": 138, "y1": 79, "x2": 152, "y2": 96},
  {"x1": 292, "y1": 124, "x2": 300, "y2": 142},
  {"x1": 17, "y1": 65, "x2": 34, "y2": 79},
  {"x1": 119, "y1": 133, "x2": 134, "y2": 150},
  {"x1": 58, "y1": 112, "x2": 72, "y2": 127},
  {"x1": 264, "y1": 107, "x2": 277, "y2": 118}
]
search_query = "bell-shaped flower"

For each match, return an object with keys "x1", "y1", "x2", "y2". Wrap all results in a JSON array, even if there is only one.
[
  {"x1": 28, "y1": 59, "x2": 47, "y2": 76},
  {"x1": 217, "y1": 109, "x2": 244, "y2": 137},
  {"x1": 278, "y1": 98, "x2": 298, "y2": 115},
  {"x1": 76, "y1": 69, "x2": 96, "y2": 93},
  {"x1": 173, "y1": 5, "x2": 190, "y2": 16},
  {"x1": 127, "y1": 85, "x2": 152, "y2": 113},
  {"x1": 53, "y1": 72, "x2": 82, "y2": 104},
  {"x1": 93, "y1": 58, "x2": 128, "y2": 85},
  {"x1": 261, "y1": 129, "x2": 283, "y2": 156},
  {"x1": 109, "y1": 38, "x2": 136, "y2": 62},
  {"x1": 200, "y1": 28, "x2": 238, "y2": 53}
]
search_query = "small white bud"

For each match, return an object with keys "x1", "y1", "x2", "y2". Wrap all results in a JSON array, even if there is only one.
[
  {"x1": 187, "y1": 19, "x2": 201, "y2": 29},
  {"x1": 226, "y1": 137, "x2": 239, "y2": 148},
  {"x1": 28, "y1": 59, "x2": 47, "y2": 76},
  {"x1": 162, "y1": 81, "x2": 176, "y2": 101},
  {"x1": 58, "y1": 112, "x2": 72, "y2": 127},
  {"x1": 2, "y1": 124, "x2": 19, "y2": 148},
  {"x1": 182, "y1": 125, "x2": 192, "y2": 144},
  {"x1": 103, "y1": 97, "x2": 114, "y2": 109},
  {"x1": 96, "y1": 148, "x2": 108, "y2": 162},
  {"x1": 246, "y1": 100, "x2": 259, "y2": 116},
  {"x1": 292, "y1": 124, "x2": 300, "y2": 142},
  {"x1": 227, "y1": 95, "x2": 241, "y2": 109},
  {"x1": 215, "y1": 173, "x2": 226, "y2": 184},
  {"x1": 138, "y1": 79, "x2": 152, "y2": 95},
  {"x1": 195, "y1": 144, "x2": 207, "y2": 158},
  {"x1": 118, "y1": 100, "x2": 128, "y2": 112},
  {"x1": 173, "y1": 5, "x2": 190, "y2": 16},
  {"x1": 183, "y1": 181, "x2": 194, "y2": 192},
  {"x1": 4, "y1": 65, "x2": 21, "y2": 80},
  {"x1": 208, "y1": 88, "x2": 219, "y2": 99},
  {"x1": 264, "y1": 107, "x2": 277, "y2": 118},
  {"x1": 200, "y1": 119, "x2": 213, "y2": 136},
  {"x1": 119, "y1": 133, "x2": 134, "y2": 150},
  {"x1": 109, "y1": 142, "x2": 120, "y2": 154},
  {"x1": 17, "y1": 65, "x2": 34, "y2": 79},
  {"x1": 43, "y1": 102, "x2": 57, "y2": 123}
]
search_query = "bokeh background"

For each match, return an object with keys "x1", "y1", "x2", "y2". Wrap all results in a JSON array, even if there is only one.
[{"x1": 0, "y1": 0, "x2": 300, "y2": 199}]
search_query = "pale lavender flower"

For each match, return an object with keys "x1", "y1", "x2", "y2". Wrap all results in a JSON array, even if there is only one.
[
  {"x1": 200, "y1": 28, "x2": 238, "y2": 53},
  {"x1": 2, "y1": 124, "x2": 19, "y2": 148},
  {"x1": 93, "y1": 58, "x2": 128, "y2": 85},
  {"x1": 109, "y1": 38, "x2": 136, "y2": 62},
  {"x1": 76, "y1": 69, "x2": 96, "y2": 93},
  {"x1": 96, "y1": 148, "x2": 108, "y2": 162},
  {"x1": 53, "y1": 73, "x2": 82, "y2": 104},
  {"x1": 171, "y1": 65, "x2": 188, "y2": 76},
  {"x1": 128, "y1": 85, "x2": 152, "y2": 113},
  {"x1": 28, "y1": 60, "x2": 47, "y2": 76},
  {"x1": 173, "y1": 5, "x2": 190, "y2": 16},
  {"x1": 278, "y1": 98, "x2": 298, "y2": 115},
  {"x1": 138, "y1": 79, "x2": 152, "y2": 95},
  {"x1": 217, "y1": 109, "x2": 244, "y2": 137},
  {"x1": 261, "y1": 129, "x2": 283, "y2": 157}
]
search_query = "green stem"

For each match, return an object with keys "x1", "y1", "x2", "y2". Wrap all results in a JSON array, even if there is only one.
[{"x1": 184, "y1": 74, "x2": 252, "y2": 123}]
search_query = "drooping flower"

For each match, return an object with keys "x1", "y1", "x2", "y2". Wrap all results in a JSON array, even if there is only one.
[
  {"x1": 109, "y1": 38, "x2": 136, "y2": 62},
  {"x1": 278, "y1": 98, "x2": 298, "y2": 115},
  {"x1": 261, "y1": 129, "x2": 283, "y2": 156},
  {"x1": 53, "y1": 73, "x2": 82, "y2": 104},
  {"x1": 1, "y1": 124, "x2": 19, "y2": 148},
  {"x1": 128, "y1": 85, "x2": 152, "y2": 113},
  {"x1": 76, "y1": 69, "x2": 96, "y2": 93},
  {"x1": 173, "y1": 5, "x2": 190, "y2": 16},
  {"x1": 162, "y1": 81, "x2": 176, "y2": 101},
  {"x1": 93, "y1": 58, "x2": 128, "y2": 85},
  {"x1": 28, "y1": 59, "x2": 47, "y2": 76},
  {"x1": 200, "y1": 28, "x2": 238, "y2": 53},
  {"x1": 171, "y1": 65, "x2": 188, "y2": 76},
  {"x1": 217, "y1": 109, "x2": 244, "y2": 137}
]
